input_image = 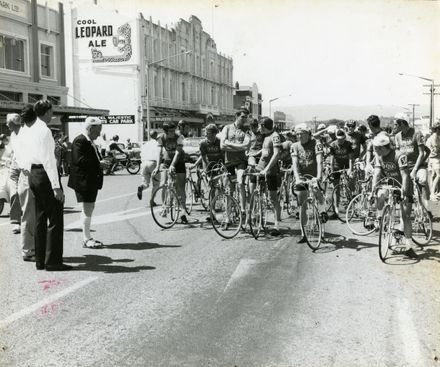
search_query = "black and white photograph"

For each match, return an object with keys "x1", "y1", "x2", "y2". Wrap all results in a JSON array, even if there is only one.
[{"x1": 0, "y1": 0, "x2": 439, "y2": 365}]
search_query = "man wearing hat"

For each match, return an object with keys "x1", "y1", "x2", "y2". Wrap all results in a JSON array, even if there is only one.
[
  {"x1": 371, "y1": 134, "x2": 417, "y2": 259},
  {"x1": 68, "y1": 117, "x2": 104, "y2": 249}
]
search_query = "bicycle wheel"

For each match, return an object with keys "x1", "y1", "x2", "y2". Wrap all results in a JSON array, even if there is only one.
[
  {"x1": 379, "y1": 205, "x2": 393, "y2": 262},
  {"x1": 332, "y1": 183, "x2": 352, "y2": 223},
  {"x1": 198, "y1": 176, "x2": 210, "y2": 211},
  {"x1": 411, "y1": 199, "x2": 432, "y2": 246},
  {"x1": 346, "y1": 193, "x2": 377, "y2": 236},
  {"x1": 249, "y1": 191, "x2": 263, "y2": 239},
  {"x1": 150, "y1": 186, "x2": 180, "y2": 229},
  {"x1": 210, "y1": 193, "x2": 242, "y2": 239},
  {"x1": 277, "y1": 183, "x2": 289, "y2": 218},
  {"x1": 185, "y1": 179, "x2": 194, "y2": 215},
  {"x1": 321, "y1": 179, "x2": 334, "y2": 212},
  {"x1": 126, "y1": 160, "x2": 141, "y2": 174},
  {"x1": 300, "y1": 200, "x2": 322, "y2": 251}
]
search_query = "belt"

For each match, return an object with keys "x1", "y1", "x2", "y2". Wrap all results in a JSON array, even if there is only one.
[{"x1": 31, "y1": 164, "x2": 44, "y2": 169}]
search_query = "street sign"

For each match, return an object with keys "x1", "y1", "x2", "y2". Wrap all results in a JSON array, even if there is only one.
[{"x1": 102, "y1": 115, "x2": 135, "y2": 124}]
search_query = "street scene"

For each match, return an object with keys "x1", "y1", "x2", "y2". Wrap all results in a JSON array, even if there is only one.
[{"x1": 1, "y1": 0, "x2": 440, "y2": 366}]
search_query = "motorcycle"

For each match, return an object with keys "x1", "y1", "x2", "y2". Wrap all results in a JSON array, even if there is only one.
[{"x1": 101, "y1": 153, "x2": 141, "y2": 175}]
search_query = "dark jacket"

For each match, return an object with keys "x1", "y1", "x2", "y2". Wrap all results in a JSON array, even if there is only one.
[{"x1": 68, "y1": 134, "x2": 103, "y2": 193}]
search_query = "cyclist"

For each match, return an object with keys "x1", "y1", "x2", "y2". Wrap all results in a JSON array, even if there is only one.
[
  {"x1": 291, "y1": 123, "x2": 327, "y2": 244},
  {"x1": 328, "y1": 128, "x2": 354, "y2": 218},
  {"x1": 345, "y1": 120, "x2": 367, "y2": 160},
  {"x1": 177, "y1": 119, "x2": 190, "y2": 138},
  {"x1": 252, "y1": 117, "x2": 282, "y2": 236},
  {"x1": 371, "y1": 134, "x2": 417, "y2": 259},
  {"x1": 220, "y1": 109, "x2": 251, "y2": 221},
  {"x1": 365, "y1": 115, "x2": 389, "y2": 173},
  {"x1": 247, "y1": 118, "x2": 265, "y2": 196},
  {"x1": 393, "y1": 113, "x2": 430, "y2": 212},
  {"x1": 104, "y1": 135, "x2": 127, "y2": 174},
  {"x1": 152, "y1": 121, "x2": 187, "y2": 224}
]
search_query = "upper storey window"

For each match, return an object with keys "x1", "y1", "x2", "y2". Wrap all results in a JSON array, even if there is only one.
[{"x1": 0, "y1": 35, "x2": 25, "y2": 72}]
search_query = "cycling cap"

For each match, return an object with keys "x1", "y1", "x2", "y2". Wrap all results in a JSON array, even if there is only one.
[
  {"x1": 295, "y1": 123, "x2": 310, "y2": 133},
  {"x1": 372, "y1": 134, "x2": 390, "y2": 147},
  {"x1": 327, "y1": 125, "x2": 337, "y2": 134},
  {"x1": 336, "y1": 129, "x2": 346, "y2": 139},
  {"x1": 317, "y1": 123, "x2": 326, "y2": 131},
  {"x1": 205, "y1": 123, "x2": 218, "y2": 133}
]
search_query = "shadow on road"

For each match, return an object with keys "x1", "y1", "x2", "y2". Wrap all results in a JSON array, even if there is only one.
[
  {"x1": 63, "y1": 255, "x2": 156, "y2": 273},
  {"x1": 416, "y1": 248, "x2": 440, "y2": 263},
  {"x1": 105, "y1": 242, "x2": 181, "y2": 250},
  {"x1": 315, "y1": 232, "x2": 377, "y2": 253},
  {"x1": 65, "y1": 228, "x2": 96, "y2": 232}
]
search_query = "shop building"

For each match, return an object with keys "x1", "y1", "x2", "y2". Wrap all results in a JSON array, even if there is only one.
[
  {"x1": 273, "y1": 110, "x2": 287, "y2": 130},
  {"x1": 0, "y1": 0, "x2": 108, "y2": 136},
  {"x1": 233, "y1": 82, "x2": 262, "y2": 121},
  {"x1": 66, "y1": 4, "x2": 235, "y2": 141}
]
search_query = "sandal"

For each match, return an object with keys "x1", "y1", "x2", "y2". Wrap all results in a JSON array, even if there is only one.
[{"x1": 83, "y1": 238, "x2": 104, "y2": 249}]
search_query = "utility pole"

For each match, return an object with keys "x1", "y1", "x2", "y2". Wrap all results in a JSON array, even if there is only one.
[
  {"x1": 313, "y1": 116, "x2": 317, "y2": 132},
  {"x1": 407, "y1": 104, "x2": 419, "y2": 128},
  {"x1": 422, "y1": 82, "x2": 440, "y2": 128}
]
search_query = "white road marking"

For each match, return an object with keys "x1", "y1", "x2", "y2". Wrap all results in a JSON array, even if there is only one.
[
  {"x1": 222, "y1": 259, "x2": 258, "y2": 294},
  {"x1": 73, "y1": 192, "x2": 137, "y2": 208},
  {"x1": 65, "y1": 206, "x2": 150, "y2": 229},
  {"x1": 0, "y1": 276, "x2": 98, "y2": 329},
  {"x1": 397, "y1": 298, "x2": 423, "y2": 366}
]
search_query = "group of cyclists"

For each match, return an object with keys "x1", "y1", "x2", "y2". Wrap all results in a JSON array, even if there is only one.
[{"x1": 147, "y1": 108, "x2": 434, "y2": 260}]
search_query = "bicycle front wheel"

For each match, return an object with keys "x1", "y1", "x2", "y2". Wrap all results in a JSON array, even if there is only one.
[
  {"x1": 249, "y1": 191, "x2": 264, "y2": 239},
  {"x1": 346, "y1": 193, "x2": 377, "y2": 236},
  {"x1": 150, "y1": 186, "x2": 180, "y2": 229},
  {"x1": 379, "y1": 204, "x2": 393, "y2": 262},
  {"x1": 332, "y1": 183, "x2": 352, "y2": 223},
  {"x1": 412, "y1": 199, "x2": 432, "y2": 246},
  {"x1": 185, "y1": 179, "x2": 194, "y2": 215},
  {"x1": 210, "y1": 193, "x2": 242, "y2": 239},
  {"x1": 300, "y1": 200, "x2": 322, "y2": 251}
]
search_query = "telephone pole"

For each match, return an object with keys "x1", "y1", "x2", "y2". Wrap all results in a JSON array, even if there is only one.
[{"x1": 407, "y1": 104, "x2": 419, "y2": 128}]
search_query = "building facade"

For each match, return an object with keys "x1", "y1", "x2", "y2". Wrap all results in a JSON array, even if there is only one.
[
  {"x1": 233, "y1": 82, "x2": 262, "y2": 121},
  {"x1": 67, "y1": 5, "x2": 235, "y2": 141},
  {"x1": 273, "y1": 110, "x2": 287, "y2": 130},
  {"x1": 0, "y1": 0, "x2": 107, "y2": 136}
]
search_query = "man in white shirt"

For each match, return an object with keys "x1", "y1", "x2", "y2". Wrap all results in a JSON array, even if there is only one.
[
  {"x1": 26, "y1": 100, "x2": 72, "y2": 271},
  {"x1": 137, "y1": 130, "x2": 160, "y2": 201}
]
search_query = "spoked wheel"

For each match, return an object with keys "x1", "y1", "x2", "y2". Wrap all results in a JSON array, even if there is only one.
[
  {"x1": 126, "y1": 160, "x2": 141, "y2": 174},
  {"x1": 321, "y1": 180, "x2": 334, "y2": 213},
  {"x1": 277, "y1": 184, "x2": 290, "y2": 219},
  {"x1": 185, "y1": 179, "x2": 194, "y2": 215},
  {"x1": 346, "y1": 193, "x2": 377, "y2": 236},
  {"x1": 249, "y1": 191, "x2": 267, "y2": 239},
  {"x1": 300, "y1": 200, "x2": 322, "y2": 251},
  {"x1": 210, "y1": 193, "x2": 242, "y2": 239},
  {"x1": 332, "y1": 183, "x2": 352, "y2": 223},
  {"x1": 150, "y1": 186, "x2": 180, "y2": 229},
  {"x1": 411, "y1": 200, "x2": 432, "y2": 247},
  {"x1": 379, "y1": 205, "x2": 393, "y2": 262},
  {"x1": 198, "y1": 176, "x2": 210, "y2": 211}
]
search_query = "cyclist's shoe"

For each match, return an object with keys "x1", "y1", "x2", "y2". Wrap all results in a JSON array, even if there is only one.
[
  {"x1": 297, "y1": 236, "x2": 307, "y2": 244},
  {"x1": 403, "y1": 248, "x2": 419, "y2": 259},
  {"x1": 137, "y1": 186, "x2": 143, "y2": 200},
  {"x1": 180, "y1": 215, "x2": 188, "y2": 224},
  {"x1": 320, "y1": 212, "x2": 329, "y2": 223},
  {"x1": 270, "y1": 228, "x2": 281, "y2": 237}
]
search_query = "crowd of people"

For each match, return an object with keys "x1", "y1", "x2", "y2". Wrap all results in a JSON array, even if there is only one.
[{"x1": 1, "y1": 104, "x2": 440, "y2": 270}]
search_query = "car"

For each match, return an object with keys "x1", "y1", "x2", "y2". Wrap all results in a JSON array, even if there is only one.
[{"x1": 183, "y1": 137, "x2": 204, "y2": 163}]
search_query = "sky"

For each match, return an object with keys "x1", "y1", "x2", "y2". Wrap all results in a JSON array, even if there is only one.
[{"x1": 53, "y1": 0, "x2": 440, "y2": 114}]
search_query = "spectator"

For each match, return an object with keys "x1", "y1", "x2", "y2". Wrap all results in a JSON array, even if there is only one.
[
  {"x1": 68, "y1": 117, "x2": 104, "y2": 248},
  {"x1": 25, "y1": 100, "x2": 71, "y2": 271},
  {"x1": 62, "y1": 136, "x2": 72, "y2": 175},
  {"x1": 137, "y1": 130, "x2": 160, "y2": 201},
  {"x1": 426, "y1": 122, "x2": 440, "y2": 200}
]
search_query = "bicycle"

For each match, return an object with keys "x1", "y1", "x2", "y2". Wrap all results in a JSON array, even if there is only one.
[
  {"x1": 247, "y1": 172, "x2": 274, "y2": 240},
  {"x1": 298, "y1": 175, "x2": 324, "y2": 251},
  {"x1": 278, "y1": 165, "x2": 297, "y2": 218},
  {"x1": 102, "y1": 154, "x2": 141, "y2": 175},
  {"x1": 150, "y1": 169, "x2": 189, "y2": 229},
  {"x1": 185, "y1": 166, "x2": 210, "y2": 213},
  {"x1": 208, "y1": 166, "x2": 242, "y2": 239},
  {"x1": 411, "y1": 178, "x2": 432, "y2": 247},
  {"x1": 330, "y1": 168, "x2": 353, "y2": 222}
]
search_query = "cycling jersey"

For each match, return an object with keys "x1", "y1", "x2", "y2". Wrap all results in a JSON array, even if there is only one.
[
  {"x1": 291, "y1": 139, "x2": 324, "y2": 176},
  {"x1": 199, "y1": 137, "x2": 223, "y2": 164},
  {"x1": 374, "y1": 150, "x2": 408, "y2": 184},
  {"x1": 329, "y1": 140, "x2": 353, "y2": 169},
  {"x1": 248, "y1": 130, "x2": 264, "y2": 157},
  {"x1": 157, "y1": 133, "x2": 185, "y2": 165},
  {"x1": 256, "y1": 131, "x2": 281, "y2": 175},
  {"x1": 394, "y1": 128, "x2": 425, "y2": 168},
  {"x1": 279, "y1": 140, "x2": 293, "y2": 166},
  {"x1": 221, "y1": 123, "x2": 248, "y2": 163},
  {"x1": 346, "y1": 131, "x2": 366, "y2": 159}
]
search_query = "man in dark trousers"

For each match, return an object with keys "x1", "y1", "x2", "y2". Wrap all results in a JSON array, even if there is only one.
[
  {"x1": 25, "y1": 100, "x2": 71, "y2": 271},
  {"x1": 68, "y1": 117, "x2": 104, "y2": 248}
]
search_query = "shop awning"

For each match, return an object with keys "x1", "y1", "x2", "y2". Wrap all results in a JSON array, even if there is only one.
[{"x1": 0, "y1": 101, "x2": 109, "y2": 116}]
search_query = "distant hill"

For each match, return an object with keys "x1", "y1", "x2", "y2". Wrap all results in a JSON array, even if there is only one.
[{"x1": 271, "y1": 104, "x2": 430, "y2": 123}]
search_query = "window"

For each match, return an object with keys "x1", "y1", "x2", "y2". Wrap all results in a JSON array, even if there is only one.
[
  {"x1": 182, "y1": 82, "x2": 186, "y2": 102},
  {"x1": 0, "y1": 90, "x2": 22, "y2": 102},
  {"x1": 40, "y1": 43, "x2": 54, "y2": 78},
  {"x1": 0, "y1": 35, "x2": 25, "y2": 72},
  {"x1": 47, "y1": 96, "x2": 60, "y2": 105}
]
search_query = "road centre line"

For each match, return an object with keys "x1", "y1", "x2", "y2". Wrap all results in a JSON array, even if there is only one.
[
  {"x1": 397, "y1": 297, "x2": 423, "y2": 366},
  {"x1": 0, "y1": 277, "x2": 98, "y2": 329},
  {"x1": 74, "y1": 192, "x2": 136, "y2": 208}
]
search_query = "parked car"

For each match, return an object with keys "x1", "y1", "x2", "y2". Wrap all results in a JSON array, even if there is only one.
[{"x1": 183, "y1": 137, "x2": 204, "y2": 163}]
